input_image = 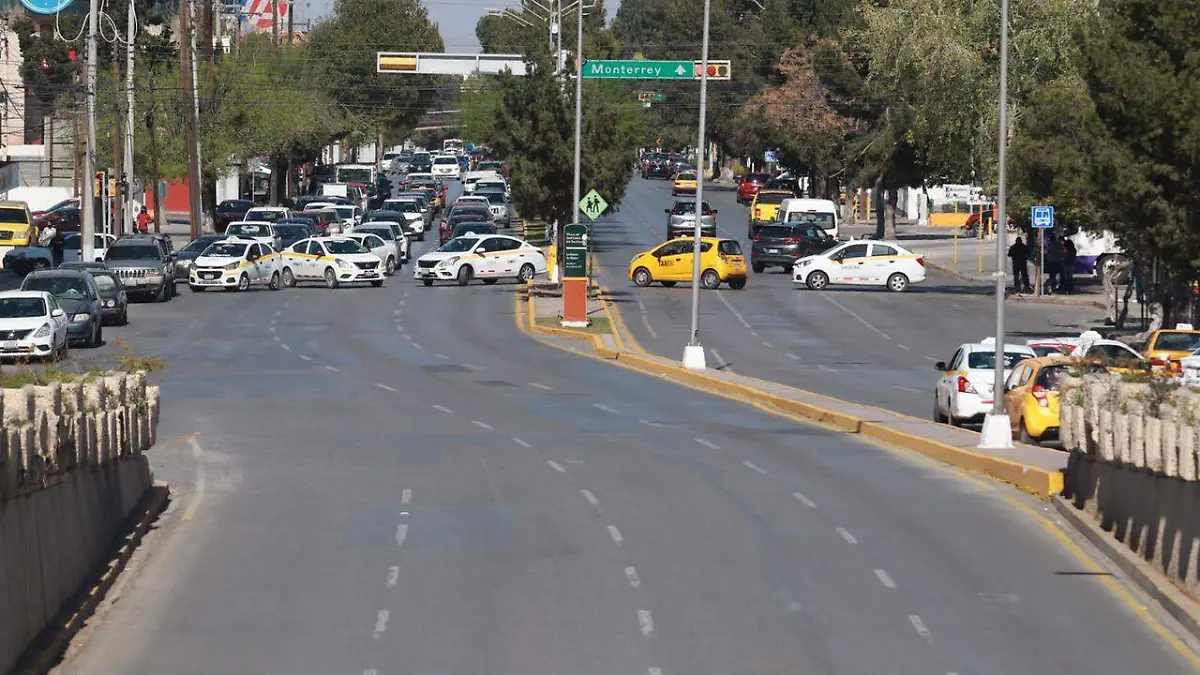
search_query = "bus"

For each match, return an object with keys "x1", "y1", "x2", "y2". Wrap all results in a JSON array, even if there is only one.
[
  {"x1": 442, "y1": 138, "x2": 465, "y2": 155},
  {"x1": 335, "y1": 163, "x2": 376, "y2": 186}
]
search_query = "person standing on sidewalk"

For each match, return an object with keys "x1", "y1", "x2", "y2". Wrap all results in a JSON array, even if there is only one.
[
  {"x1": 1045, "y1": 236, "x2": 1064, "y2": 293},
  {"x1": 1062, "y1": 236, "x2": 1077, "y2": 293},
  {"x1": 1007, "y1": 236, "x2": 1031, "y2": 293}
]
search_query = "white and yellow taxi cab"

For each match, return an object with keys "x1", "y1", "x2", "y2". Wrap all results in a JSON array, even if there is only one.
[
  {"x1": 414, "y1": 234, "x2": 545, "y2": 287},
  {"x1": 281, "y1": 236, "x2": 384, "y2": 288},
  {"x1": 188, "y1": 237, "x2": 283, "y2": 292},
  {"x1": 933, "y1": 338, "x2": 1036, "y2": 426},
  {"x1": 793, "y1": 240, "x2": 925, "y2": 292}
]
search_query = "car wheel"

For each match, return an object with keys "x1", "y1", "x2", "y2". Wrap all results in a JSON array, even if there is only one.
[
  {"x1": 782, "y1": 264, "x2": 794, "y2": 274},
  {"x1": 805, "y1": 270, "x2": 829, "y2": 291},
  {"x1": 752, "y1": 262, "x2": 765, "y2": 274},
  {"x1": 385, "y1": 256, "x2": 396, "y2": 276},
  {"x1": 517, "y1": 263, "x2": 536, "y2": 283},
  {"x1": 632, "y1": 267, "x2": 653, "y2": 287},
  {"x1": 422, "y1": 279, "x2": 434, "y2": 287},
  {"x1": 119, "y1": 307, "x2": 128, "y2": 325},
  {"x1": 456, "y1": 265, "x2": 473, "y2": 286},
  {"x1": 728, "y1": 278, "x2": 746, "y2": 290},
  {"x1": 370, "y1": 280, "x2": 384, "y2": 288},
  {"x1": 87, "y1": 322, "x2": 100, "y2": 348},
  {"x1": 282, "y1": 267, "x2": 296, "y2": 288},
  {"x1": 482, "y1": 278, "x2": 498, "y2": 285},
  {"x1": 1019, "y1": 419, "x2": 1036, "y2": 445},
  {"x1": 933, "y1": 399, "x2": 947, "y2": 424},
  {"x1": 700, "y1": 269, "x2": 721, "y2": 289},
  {"x1": 887, "y1": 272, "x2": 909, "y2": 293},
  {"x1": 268, "y1": 271, "x2": 281, "y2": 290},
  {"x1": 417, "y1": 232, "x2": 425, "y2": 242},
  {"x1": 32, "y1": 260, "x2": 49, "y2": 271},
  {"x1": 237, "y1": 273, "x2": 250, "y2": 292},
  {"x1": 324, "y1": 267, "x2": 339, "y2": 289}
]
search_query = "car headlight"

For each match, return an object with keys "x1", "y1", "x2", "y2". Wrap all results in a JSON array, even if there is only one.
[
  {"x1": 336, "y1": 259, "x2": 354, "y2": 268},
  {"x1": 223, "y1": 261, "x2": 240, "y2": 270},
  {"x1": 104, "y1": 299, "x2": 116, "y2": 308},
  {"x1": 72, "y1": 313, "x2": 90, "y2": 322},
  {"x1": 439, "y1": 256, "x2": 460, "y2": 267},
  {"x1": 798, "y1": 259, "x2": 813, "y2": 267},
  {"x1": 32, "y1": 323, "x2": 50, "y2": 338}
]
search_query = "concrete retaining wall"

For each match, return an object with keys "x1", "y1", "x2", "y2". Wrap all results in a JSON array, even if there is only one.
[
  {"x1": 0, "y1": 373, "x2": 160, "y2": 674},
  {"x1": 1061, "y1": 375, "x2": 1200, "y2": 599}
]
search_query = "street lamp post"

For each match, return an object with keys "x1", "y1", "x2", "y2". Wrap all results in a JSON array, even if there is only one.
[
  {"x1": 682, "y1": 0, "x2": 712, "y2": 370},
  {"x1": 978, "y1": 0, "x2": 1012, "y2": 448}
]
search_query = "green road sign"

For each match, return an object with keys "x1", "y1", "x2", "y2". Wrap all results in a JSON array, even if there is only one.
[
  {"x1": 563, "y1": 223, "x2": 589, "y2": 278},
  {"x1": 582, "y1": 60, "x2": 694, "y2": 80},
  {"x1": 637, "y1": 91, "x2": 665, "y2": 102},
  {"x1": 579, "y1": 189, "x2": 609, "y2": 221}
]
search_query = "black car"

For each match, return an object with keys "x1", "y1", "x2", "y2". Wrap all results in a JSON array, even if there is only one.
[
  {"x1": 58, "y1": 264, "x2": 129, "y2": 325},
  {"x1": 274, "y1": 220, "x2": 315, "y2": 248},
  {"x1": 641, "y1": 153, "x2": 673, "y2": 179},
  {"x1": 20, "y1": 269, "x2": 105, "y2": 346},
  {"x1": 410, "y1": 152, "x2": 432, "y2": 173},
  {"x1": 750, "y1": 223, "x2": 836, "y2": 273}
]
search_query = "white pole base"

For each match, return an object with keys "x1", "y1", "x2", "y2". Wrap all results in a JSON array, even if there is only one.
[
  {"x1": 682, "y1": 344, "x2": 707, "y2": 371},
  {"x1": 560, "y1": 320, "x2": 589, "y2": 328},
  {"x1": 977, "y1": 413, "x2": 1014, "y2": 449}
]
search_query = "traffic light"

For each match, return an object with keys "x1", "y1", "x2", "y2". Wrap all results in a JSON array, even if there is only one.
[
  {"x1": 692, "y1": 60, "x2": 731, "y2": 80},
  {"x1": 93, "y1": 171, "x2": 105, "y2": 198}
]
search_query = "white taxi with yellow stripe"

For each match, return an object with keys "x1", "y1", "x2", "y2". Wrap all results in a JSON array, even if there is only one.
[
  {"x1": 792, "y1": 240, "x2": 925, "y2": 292},
  {"x1": 414, "y1": 234, "x2": 545, "y2": 287},
  {"x1": 188, "y1": 237, "x2": 283, "y2": 292},
  {"x1": 933, "y1": 338, "x2": 1036, "y2": 427},
  {"x1": 281, "y1": 237, "x2": 385, "y2": 288}
]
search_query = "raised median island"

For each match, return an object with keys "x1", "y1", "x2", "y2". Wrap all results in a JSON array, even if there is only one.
[{"x1": 0, "y1": 371, "x2": 161, "y2": 673}]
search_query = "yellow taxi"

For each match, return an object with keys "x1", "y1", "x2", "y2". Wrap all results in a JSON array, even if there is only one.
[
  {"x1": 1003, "y1": 357, "x2": 1071, "y2": 445},
  {"x1": 748, "y1": 190, "x2": 793, "y2": 236},
  {"x1": 0, "y1": 201, "x2": 34, "y2": 260},
  {"x1": 671, "y1": 171, "x2": 697, "y2": 196},
  {"x1": 1142, "y1": 324, "x2": 1200, "y2": 375},
  {"x1": 629, "y1": 237, "x2": 747, "y2": 290}
]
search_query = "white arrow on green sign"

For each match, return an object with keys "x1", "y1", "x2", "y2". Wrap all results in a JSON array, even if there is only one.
[{"x1": 579, "y1": 189, "x2": 609, "y2": 221}]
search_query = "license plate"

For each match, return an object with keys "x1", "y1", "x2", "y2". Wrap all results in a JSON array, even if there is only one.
[
  {"x1": 3, "y1": 341, "x2": 16, "y2": 350},
  {"x1": 766, "y1": 248, "x2": 778, "y2": 254}
]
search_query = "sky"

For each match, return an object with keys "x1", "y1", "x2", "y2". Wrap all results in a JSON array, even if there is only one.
[{"x1": 299, "y1": 0, "x2": 522, "y2": 54}]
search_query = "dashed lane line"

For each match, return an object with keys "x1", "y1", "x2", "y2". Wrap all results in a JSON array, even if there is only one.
[
  {"x1": 793, "y1": 491, "x2": 817, "y2": 508},
  {"x1": 386, "y1": 566, "x2": 399, "y2": 588},
  {"x1": 608, "y1": 525, "x2": 624, "y2": 544},
  {"x1": 471, "y1": 420, "x2": 494, "y2": 430},
  {"x1": 324, "y1": 365, "x2": 339, "y2": 372},
  {"x1": 835, "y1": 527, "x2": 857, "y2": 544},
  {"x1": 395, "y1": 524, "x2": 408, "y2": 546},
  {"x1": 375, "y1": 383, "x2": 398, "y2": 393},
  {"x1": 435, "y1": 353, "x2": 450, "y2": 360},
  {"x1": 433, "y1": 404, "x2": 453, "y2": 414},
  {"x1": 547, "y1": 460, "x2": 567, "y2": 473},
  {"x1": 581, "y1": 489, "x2": 600, "y2": 506},
  {"x1": 529, "y1": 382, "x2": 553, "y2": 390},
  {"x1": 593, "y1": 403, "x2": 619, "y2": 413},
  {"x1": 742, "y1": 461, "x2": 768, "y2": 475},
  {"x1": 638, "y1": 610, "x2": 655, "y2": 635},
  {"x1": 625, "y1": 566, "x2": 641, "y2": 588},
  {"x1": 372, "y1": 610, "x2": 390, "y2": 639},
  {"x1": 875, "y1": 569, "x2": 897, "y2": 588},
  {"x1": 401, "y1": 489, "x2": 412, "y2": 504},
  {"x1": 512, "y1": 437, "x2": 532, "y2": 448},
  {"x1": 298, "y1": 354, "x2": 312, "y2": 361},
  {"x1": 694, "y1": 437, "x2": 721, "y2": 450},
  {"x1": 909, "y1": 615, "x2": 933, "y2": 642}
]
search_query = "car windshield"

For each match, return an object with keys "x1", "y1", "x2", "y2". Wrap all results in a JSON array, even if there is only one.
[
  {"x1": 227, "y1": 223, "x2": 270, "y2": 236},
  {"x1": 672, "y1": 202, "x2": 713, "y2": 215},
  {"x1": 1033, "y1": 364, "x2": 1075, "y2": 390},
  {"x1": 677, "y1": 173, "x2": 696, "y2": 181},
  {"x1": 324, "y1": 239, "x2": 367, "y2": 255},
  {"x1": 245, "y1": 210, "x2": 283, "y2": 222},
  {"x1": 336, "y1": 168, "x2": 373, "y2": 183},
  {"x1": 359, "y1": 227, "x2": 394, "y2": 240},
  {"x1": 183, "y1": 237, "x2": 222, "y2": 253},
  {"x1": 434, "y1": 157, "x2": 458, "y2": 165},
  {"x1": 439, "y1": 238, "x2": 479, "y2": 253},
  {"x1": 275, "y1": 225, "x2": 308, "y2": 238},
  {"x1": 454, "y1": 224, "x2": 495, "y2": 236},
  {"x1": 744, "y1": 173, "x2": 770, "y2": 183},
  {"x1": 757, "y1": 226, "x2": 799, "y2": 239},
  {"x1": 0, "y1": 208, "x2": 28, "y2": 224},
  {"x1": 204, "y1": 242, "x2": 250, "y2": 257},
  {"x1": 332, "y1": 206, "x2": 354, "y2": 218},
  {"x1": 756, "y1": 192, "x2": 789, "y2": 205},
  {"x1": 783, "y1": 212, "x2": 834, "y2": 228},
  {"x1": 412, "y1": 153, "x2": 430, "y2": 163},
  {"x1": 218, "y1": 200, "x2": 252, "y2": 212},
  {"x1": 968, "y1": 351, "x2": 1031, "y2": 370},
  {"x1": 0, "y1": 297, "x2": 45, "y2": 318},
  {"x1": 718, "y1": 240, "x2": 743, "y2": 256},
  {"x1": 478, "y1": 162, "x2": 501, "y2": 170},
  {"x1": 1153, "y1": 332, "x2": 1200, "y2": 352},
  {"x1": 478, "y1": 182, "x2": 505, "y2": 191},
  {"x1": 387, "y1": 202, "x2": 420, "y2": 213},
  {"x1": 481, "y1": 192, "x2": 506, "y2": 205},
  {"x1": 107, "y1": 245, "x2": 160, "y2": 261},
  {"x1": 91, "y1": 274, "x2": 118, "y2": 293},
  {"x1": 24, "y1": 276, "x2": 89, "y2": 299}
]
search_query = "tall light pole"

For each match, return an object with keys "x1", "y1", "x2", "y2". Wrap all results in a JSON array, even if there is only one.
[
  {"x1": 124, "y1": 3, "x2": 136, "y2": 235},
  {"x1": 682, "y1": 0, "x2": 712, "y2": 370},
  {"x1": 571, "y1": 0, "x2": 582, "y2": 238},
  {"x1": 81, "y1": 0, "x2": 100, "y2": 262},
  {"x1": 979, "y1": 0, "x2": 1012, "y2": 448}
]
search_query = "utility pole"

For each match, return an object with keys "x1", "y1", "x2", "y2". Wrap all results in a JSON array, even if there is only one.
[
  {"x1": 81, "y1": 0, "x2": 99, "y2": 262},
  {"x1": 124, "y1": 2, "x2": 136, "y2": 235},
  {"x1": 287, "y1": 0, "x2": 294, "y2": 45},
  {"x1": 271, "y1": 0, "x2": 279, "y2": 47},
  {"x1": 111, "y1": 56, "x2": 123, "y2": 235},
  {"x1": 682, "y1": 0, "x2": 713, "y2": 370},
  {"x1": 181, "y1": 0, "x2": 203, "y2": 238}
]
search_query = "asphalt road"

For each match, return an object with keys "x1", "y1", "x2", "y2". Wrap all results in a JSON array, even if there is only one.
[
  {"x1": 53, "y1": 179, "x2": 1200, "y2": 674},
  {"x1": 591, "y1": 177, "x2": 1104, "y2": 420}
]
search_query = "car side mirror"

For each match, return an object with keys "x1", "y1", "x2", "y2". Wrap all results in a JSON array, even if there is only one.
[
  {"x1": 712, "y1": 209, "x2": 719, "y2": 214},
  {"x1": 51, "y1": 308, "x2": 64, "y2": 318},
  {"x1": 934, "y1": 361, "x2": 947, "y2": 371},
  {"x1": 664, "y1": 209, "x2": 671, "y2": 214}
]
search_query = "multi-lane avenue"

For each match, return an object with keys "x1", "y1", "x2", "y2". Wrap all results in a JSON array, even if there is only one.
[{"x1": 53, "y1": 178, "x2": 1200, "y2": 675}]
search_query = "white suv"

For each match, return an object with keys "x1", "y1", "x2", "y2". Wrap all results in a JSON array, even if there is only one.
[{"x1": 431, "y1": 154, "x2": 462, "y2": 180}]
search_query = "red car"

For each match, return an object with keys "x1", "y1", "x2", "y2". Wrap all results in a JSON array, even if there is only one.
[{"x1": 737, "y1": 173, "x2": 771, "y2": 205}]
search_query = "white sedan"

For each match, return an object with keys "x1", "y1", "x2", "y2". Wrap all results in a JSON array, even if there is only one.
[
  {"x1": 934, "y1": 339, "x2": 1036, "y2": 426},
  {"x1": 0, "y1": 290, "x2": 69, "y2": 361},
  {"x1": 414, "y1": 234, "x2": 545, "y2": 287},
  {"x1": 793, "y1": 241, "x2": 926, "y2": 292},
  {"x1": 63, "y1": 233, "x2": 117, "y2": 264},
  {"x1": 281, "y1": 236, "x2": 384, "y2": 288},
  {"x1": 188, "y1": 238, "x2": 282, "y2": 291},
  {"x1": 1181, "y1": 346, "x2": 1200, "y2": 386},
  {"x1": 343, "y1": 232, "x2": 399, "y2": 275}
]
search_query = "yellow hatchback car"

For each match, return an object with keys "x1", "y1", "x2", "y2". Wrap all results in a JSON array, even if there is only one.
[
  {"x1": 629, "y1": 237, "x2": 747, "y2": 289},
  {"x1": 1003, "y1": 357, "x2": 1106, "y2": 445},
  {"x1": 671, "y1": 171, "x2": 698, "y2": 196},
  {"x1": 1143, "y1": 326, "x2": 1200, "y2": 375}
]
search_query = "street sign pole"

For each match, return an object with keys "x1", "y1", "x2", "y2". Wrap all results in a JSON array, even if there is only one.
[
  {"x1": 562, "y1": 0, "x2": 587, "y2": 326},
  {"x1": 683, "y1": 0, "x2": 712, "y2": 371}
]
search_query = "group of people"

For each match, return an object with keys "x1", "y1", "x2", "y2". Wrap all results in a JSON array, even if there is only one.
[{"x1": 1007, "y1": 233, "x2": 1078, "y2": 294}]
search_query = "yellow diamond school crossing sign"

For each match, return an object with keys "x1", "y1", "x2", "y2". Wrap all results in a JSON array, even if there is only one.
[{"x1": 580, "y1": 189, "x2": 609, "y2": 221}]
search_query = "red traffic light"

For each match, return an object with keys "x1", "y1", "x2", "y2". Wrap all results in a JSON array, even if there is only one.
[{"x1": 692, "y1": 60, "x2": 731, "y2": 80}]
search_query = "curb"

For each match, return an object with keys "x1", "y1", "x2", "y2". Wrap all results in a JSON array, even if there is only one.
[
  {"x1": 1052, "y1": 496, "x2": 1200, "y2": 642},
  {"x1": 15, "y1": 482, "x2": 170, "y2": 675},
  {"x1": 519, "y1": 289, "x2": 1064, "y2": 499}
]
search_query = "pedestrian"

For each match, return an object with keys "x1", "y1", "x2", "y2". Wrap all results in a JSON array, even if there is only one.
[
  {"x1": 49, "y1": 231, "x2": 64, "y2": 268},
  {"x1": 1045, "y1": 236, "x2": 1064, "y2": 293},
  {"x1": 1062, "y1": 236, "x2": 1077, "y2": 293},
  {"x1": 1007, "y1": 236, "x2": 1031, "y2": 293},
  {"x1": 37, "y1": 221, "x2": 56, "y2": 247},
  {"x1": 135, "y1": 207, "x2": 152, "y2": 233}
]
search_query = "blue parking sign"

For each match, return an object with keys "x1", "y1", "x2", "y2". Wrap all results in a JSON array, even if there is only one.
[
  {"x1": 764, "y1": 151, "x2": 777, "y2": 163},
  {"x1": 1031, "y1": 205, "x2": 1054, "y2": 229}
]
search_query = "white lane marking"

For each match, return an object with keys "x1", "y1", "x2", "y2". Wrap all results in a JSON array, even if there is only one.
[
  {"x1": 710, "y1": 348, "x2": 730, "y2": 370},
  {"x1": 875, "y1": 569, "x2": 897, "y2": 588},
  {"x1": 373, "y1": 609, "x2": 390, "y2": 639},
  {"x1": 893, "y1": 385, "x2": 922, "y2": 394},
  {"x1": 512, "y1": 437, "x2": 532, "y2": 448},
  {"x1": 270, "y1": 317, "x2": 278, "y2": 324},
  {"x1": 395, "y1": 524, "x2": 408, "y2": 546},
  {"x1": 323, "y1": 365, "x2": 339, "y2": 372},
  {"x1": 715, "y1": 290, "x2": 753, "y2": 329},
  {"x1": 364, "y1": 670, "x2": 378, "y2": 675},
  {"x1": 818, "y1": 364, "x2": 838, "y2": 373},
  {"x1": 835, "y1": 527, "x2": 858, "y2": 544},
  {"x1": 268, "y1": 326, "x2": 276, "y2": 333},
  {"x1": 401, "y1": 489, "x2": 412, "y2": 504},
  {"x1": 694, "y1": 437, "x2": 721, "y2": 450},
  {"x1": 375, "y1": 383, "x2": 398, "y2": 393},
  {"x1": 649, "y1": 669, "x2": 662, "y2": 675},
  {"x1": 638, "y1": 609, "x2": 655, "y2": 635},
  {"x1": 793, "y1": 491, "x2": 817, "y2": 508},
  {"x1": 761, "y1": 340, "x2": 774, "y2": 349},
  {"x1": 435, "y1": 353, "x2": 450, "y2": 360},
  {"x1": 411, "y1": 342, "x2": 423, "y2": 349},
  {"x1": 641, "y1": 313, "x2": 659, "y2": 339},
  {"x1": 386, "y1": 566, "x2": 399, "y2": 588},
  {"x1": 529, "y1": 382, "x2": 553, "y2": 390},
  {"x1": 272, "y1": 334, "x2": 280, "y2": 341},
  {"x1": 786, "y1": 353, "x2": 801, "y2": 361},
  {"x1": 909, "y1": 614, "x2": 933, "y2": 642},
  {"x1": 818, "y1": 293, "x2": 892, "y2": 340},
  {"x1": 640, "y1": 420, "x2": 663, "y2": 427},
  {"x1": 298, "y1": 354, "x2": 312, "y2": 361},
  {"x1": 626, "y1": 566, "x2": 641, "y2": 588},
  {"x1": 608, "y1": 525, "x2": 624, "y2": 544},
  {"x1": 471, "y1": 420, "x2": 494, "y2": 430},
  {"x1": 742, "y1": 461, "x2": 768, "y2": 475},
  {"x1": 433, "y1": 404, "x2": 453, "y2": 414},
  {"x1": 182, "y1": 438, "x2": 206, "y2": 521},
  {"x1": 581, "y1": 489, "x2": 600, "y2": 506},
  {"x1": 394, "y1": 308, "x2": 402, "y2": 315},
  {"x1": 547, "y1": 460, "x2": 567, "y2": 473},
  {"x1": 281, "y1": 344, "x2": 292, "y2": 352},
  {"x1": 593, "y1": 403, "x2": 619, "y2": 413},
  {"x1": 925, "y1": 356, "x2": 939, "y2": 362},
  {"x1": 462, "y1": 363, "x2": 483, "y2": 371},
  {"x1": 749, "y1": 330, "x2": 760, "y2": 338},
  {"x1": 898, "y1": 344, "x2": 911, "y2": 351}
]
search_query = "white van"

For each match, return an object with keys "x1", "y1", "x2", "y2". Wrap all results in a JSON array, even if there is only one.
[{"x1": 778, "y1": 198, "x2": 839, "y2": 239}]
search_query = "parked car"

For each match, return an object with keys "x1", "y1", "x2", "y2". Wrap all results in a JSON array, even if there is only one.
[
  {"x1": 0, "y1": 290, "x2": 69, "y2": 360},
  {"x1": 63, "y1": 232, "x2": 117, "y2": 264},
  {"x1": 20, "y1": 269, "x2": 105, "y2": 346},
  {"x1": 215, "y1": 199, "x2": 254, "y2": 233},
  {"x1": 104, "y1": 235, "x2": 177, "y2": 302},
  {"x1": 736, "y1": 172, "x2": 771, "y2": 204}
]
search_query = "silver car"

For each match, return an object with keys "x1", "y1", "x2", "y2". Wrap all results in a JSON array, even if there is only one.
[
  {"x1": 665, "y1": 200, "x2": 717, "y2": 238},
  {"x1": 476, "y1": 189, "x2": 510, "y2": 228}
]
